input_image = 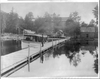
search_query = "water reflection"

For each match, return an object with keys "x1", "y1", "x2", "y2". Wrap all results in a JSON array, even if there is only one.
[
  {"x1": 44, "y1": 38, "x2": 98, "y2": 74},
  {"x1": 1, "y1": 40, "x2": 21, "y2": 56},
  {"x1": 40, "y1": 52, "x2": 44, "y2": 63}
]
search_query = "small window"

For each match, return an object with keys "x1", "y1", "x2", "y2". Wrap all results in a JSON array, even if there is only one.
[{"x1": 86, "y1": 34, "x2": 88, "y2": 38}]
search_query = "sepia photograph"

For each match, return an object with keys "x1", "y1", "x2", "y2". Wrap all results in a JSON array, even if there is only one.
[{"x1": 0, "y1": 1, "x2": 99, "y2": 78}]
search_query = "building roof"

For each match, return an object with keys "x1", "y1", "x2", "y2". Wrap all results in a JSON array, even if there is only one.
[
  {"x1": 80, "y1": 26, "x2": 95, "y2": 32},
  {"x1": 23, "y1": 29, "x2": 35, "y2": 34},
  {"x1": 23, "y1": 29, "x2": 47, "y2": 37}
]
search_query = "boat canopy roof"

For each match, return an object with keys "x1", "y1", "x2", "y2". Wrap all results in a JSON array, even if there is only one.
[
  {"x1": 23, "y1": 29, "x2": 47, "y2": 37},
  {"x1": 24, "y1": 33, "x2": 48, "y2": 38}
]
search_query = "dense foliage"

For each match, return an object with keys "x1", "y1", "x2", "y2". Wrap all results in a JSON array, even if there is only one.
[{"x1": 1, "y1": 5, "x2": 98, "y2": 37}]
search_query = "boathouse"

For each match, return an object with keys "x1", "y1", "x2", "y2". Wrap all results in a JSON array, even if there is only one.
[{"x1": 23, "y1": 29, "x2": 48, "y2": 42}]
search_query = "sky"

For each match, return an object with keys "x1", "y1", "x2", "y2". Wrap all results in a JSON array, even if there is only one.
[{"x1": 1, "y1": 2, "x2": 98, "y2": 23}]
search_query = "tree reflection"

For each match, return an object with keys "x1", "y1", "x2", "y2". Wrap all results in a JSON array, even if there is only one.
[
  {"x1": 44, "y1": 39, "x2": 81, "y2": 67},
  {"x1": 44, "y1": 49, "x2": 53, "y2": 60},
  {"x1": 72, "y1": 53, "x2": 81, "y2": 67},
  {"x1": 43, "y1": 38, "x2": 98, "y2": 74},
  {"x1": 82, "y1": 45, "x2": 98, "y2": 74},
  {"x1": 53, "y1": 47, "x2": 62, "y2": 58},
  {"x1": 93, "y1": 49, "x2": 98, "y2": 74},
  {"x1": 64, "y1": 40, "x2": 81, "y2": 67},
  {"x1": 94, "y1": 55, "x2": 98, "y2": 74}
]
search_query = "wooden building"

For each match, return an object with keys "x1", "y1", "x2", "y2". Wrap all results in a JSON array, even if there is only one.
[{"x1": 80, "y1": 26, "x2": 96, "y2": 40}]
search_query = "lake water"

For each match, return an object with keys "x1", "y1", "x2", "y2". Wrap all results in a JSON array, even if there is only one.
[
  {"x1": 45, "y1": 40, "x2": 98, "y2": 76},
  {"x1": 39, "y1": 39, "x2": 98, "y2": 76},
  {"x1": 1, "y1": 39, "x2": 98, "y2": 77},
  {"x1": 1, "y1": 40, "x2": 22, "y2": 56}
]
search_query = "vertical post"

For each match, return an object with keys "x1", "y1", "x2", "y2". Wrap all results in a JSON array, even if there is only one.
[
  {"x1": 40, "y1": 42, "x2": 44, "y2": 63},
  {"x1": 28, "y1": 43, "x2": 30, "y2": 72},
  {"x1": 52, "y1": 38, "x2": 54, "y2": 53},
  {"x1": 55, "y1": 39, "x2": 57, "y2": 51},
  {"x1": 40, "y1": 43, "x2": 42, "y2": 53},
  {"x1": 58, "y1": 38, "x2": 60, "y2": 48},
  {"x1": 42, "y1": 34, "x2": 44, "y2": 47},
  {"x1": 40, "y1": 43, "x2": 42, "y2": 63},
  {"x1": 52, "y1": 38, "x2": 53, "y2": 47},
  {"x1": 17, "y1": 27, "x2": 18, "y2": 40},
  {"x1": 18, "y1": 27, "x2": 20, "y2": 40},
  {"x1": 55, "y1": 40, "x2": 56, "y2": 47}
]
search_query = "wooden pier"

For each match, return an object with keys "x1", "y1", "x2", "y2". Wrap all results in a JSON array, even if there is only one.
[{"x1": 1, "y1": 37, "x2": 70, "y2": 77}]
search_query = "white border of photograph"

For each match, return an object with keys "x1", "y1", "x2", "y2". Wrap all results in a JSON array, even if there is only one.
[{"x1": 0, "y1": 0, "x2": 99, "y2": 79}]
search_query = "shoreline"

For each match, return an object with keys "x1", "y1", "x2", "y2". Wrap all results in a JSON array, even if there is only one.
[{"x1": 1, "y1": 35, "x2": 24, "y2": 41}]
